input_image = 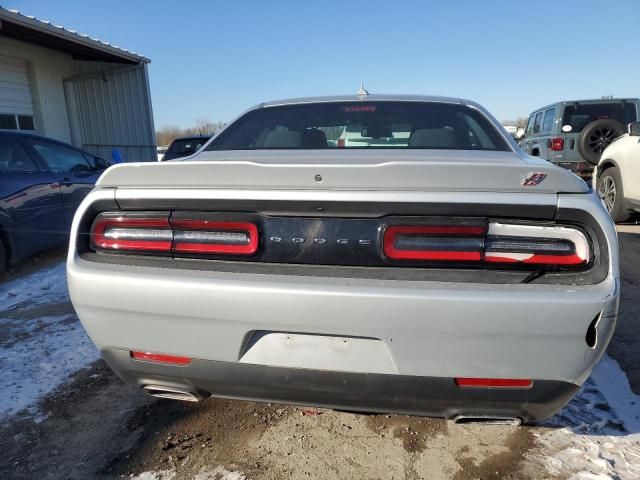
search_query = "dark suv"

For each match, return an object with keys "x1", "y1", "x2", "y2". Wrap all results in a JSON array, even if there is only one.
[
  {"x1": 162, "y1": 135, "x2": 211, "y2": 161},
  {"x1": 520, "y1": 98, "x2": 640, "y2": 176}
]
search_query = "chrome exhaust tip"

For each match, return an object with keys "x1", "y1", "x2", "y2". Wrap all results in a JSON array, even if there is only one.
[
  {"x1": 142, "y1": 385, "x2": 202, "y2": 402},
  {"x1": 452, "y1": 415, "x2": 522, "y2": 426}
]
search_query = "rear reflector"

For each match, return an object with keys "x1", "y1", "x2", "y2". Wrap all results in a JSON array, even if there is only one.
[
  {"x1": 130, "y1": 351, "x2": 191, "y2": 366},
  {"x1": 172, "y1": 219, "x2": 258, "y2": 255},
  {"x1": 455, "y1": 378, "x2": 533, "y2": 388}
]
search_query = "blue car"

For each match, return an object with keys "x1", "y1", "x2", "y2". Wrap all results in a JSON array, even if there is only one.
[{"x1": 0, "y1": 132, "x2": 111, "y2": 276}]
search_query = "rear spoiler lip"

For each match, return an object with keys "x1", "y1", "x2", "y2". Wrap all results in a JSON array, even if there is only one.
[{"x1": 111, "y1": 188, "x2": 559, "y2": 220}]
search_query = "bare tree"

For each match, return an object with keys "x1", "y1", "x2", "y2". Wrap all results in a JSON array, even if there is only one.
[
  {"x1": 156, "y1": 125, "x2": 182, "y2": 147},
  {"x1": 156, "y1": 119, "x2": 227, "y2": 146},
  {"x1": 196, "y1": 117, "x2": 227, "y2": 136},
  {"x1": 503, "y1": 117, "x2": 528, "y2": 128}
]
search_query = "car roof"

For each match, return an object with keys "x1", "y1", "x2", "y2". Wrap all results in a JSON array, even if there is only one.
[
  {"x1": 530, "y1": 98, "x2": 640, "y2": 114},
  {"x1": 257, "y1": 94, "x2": 469, "y2": 109},
  {"x1": 171, "y1": 135, "x2": 211, "y2": 141},
  {"x1": 0, "y1": 130, "x2": 98, "y2": 155}
]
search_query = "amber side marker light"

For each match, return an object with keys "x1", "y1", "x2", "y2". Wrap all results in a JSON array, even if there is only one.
[
  {"x1": 455, "y1": 378, "x2": 533, "y2": 388},
  {"x1": 130, "y1": 351, "x2": 192, "y2": 366}
]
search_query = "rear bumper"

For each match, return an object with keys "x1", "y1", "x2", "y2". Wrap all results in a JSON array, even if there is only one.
[
  {"x1": 69, "y1": 253, "x2": 618, "y2": 383},
  {"x1": 102, "y1": 349, "x2": 579, "y2": 422},
  {"x1": 67, "y1": 189, "x2": 620, "y2": 420}
]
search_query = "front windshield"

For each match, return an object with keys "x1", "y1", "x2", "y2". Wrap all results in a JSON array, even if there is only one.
[{"x1": 206, "y1": 101, "x2": 509, "y2": 151}]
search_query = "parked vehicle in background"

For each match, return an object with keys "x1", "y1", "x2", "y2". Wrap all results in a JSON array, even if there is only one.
[
  {"x1": 594, "y1": 122, "x2": 640, "y2": 222},
  {"x1": 156, "y1": 146, "x2": 168, "y2": 161},
  {"x1": 68, "y1": 95, "x2": 618, "y2": 423},
  {"x1": 503, "y1": 125, "x2": 525, "y2": 141},
  {"x1": 0, "y1": 132, "x2": 111, "y2": 276},
  {"x1": 520, "y1": 98, "x2": 639, "y2": 177},
  {"x1": 338, "y1": 123, "x2": 411, "y2": 147},
  {"x1": 162, "y1": 136, "x2": 211, "y2": 161}
]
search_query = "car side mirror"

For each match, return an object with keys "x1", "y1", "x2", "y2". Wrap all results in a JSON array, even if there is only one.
[
  {"x1": 628, "y1": 122, "x2": 640, "y2": 136},
  {"x1": 93, "y1": 157, "x2": 112, "y2": 170}
]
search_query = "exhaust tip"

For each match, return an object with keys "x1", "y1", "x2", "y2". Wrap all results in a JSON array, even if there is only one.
[
  {"x1": 453, "y1": 415, "x2": 522, "y2": 426},
  {"x1": 143, "y1": 385, "x2": 202, "y2": 402}
]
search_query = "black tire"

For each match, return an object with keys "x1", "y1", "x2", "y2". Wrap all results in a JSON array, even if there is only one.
[
  {"x1": 578, "y1": 119, "x2": 626, "y2": 165},
  {"x1": 597, "y1": 166, "x2": 630, "y2": 223}
]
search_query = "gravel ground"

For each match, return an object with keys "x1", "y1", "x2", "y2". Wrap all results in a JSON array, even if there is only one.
[{"x1": 1, "y1": 227, "x2": 639, "y2": 480}]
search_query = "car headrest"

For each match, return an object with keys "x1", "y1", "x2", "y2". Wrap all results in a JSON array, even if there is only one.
[
  {"x1": 408, "y1": 128, "x2": 456, "y2": 148},
  {"x1": 302, "y1": 129, "x2": 327, "y2": 148},
  {"x1": 262, "y1": 129, "x2": 302, "y2": 148}
]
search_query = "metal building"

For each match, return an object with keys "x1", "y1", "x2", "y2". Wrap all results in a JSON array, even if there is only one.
[{"x1": 0, "y1": 7, "x2": 155, "y2": 162}]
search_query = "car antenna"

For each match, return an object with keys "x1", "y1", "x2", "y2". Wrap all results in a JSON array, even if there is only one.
[{"x1": 356, "y1": 81, "x2": 369, "y2": 97}]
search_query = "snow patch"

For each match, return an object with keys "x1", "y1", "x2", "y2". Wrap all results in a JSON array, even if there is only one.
[
  {"x1": 0, "y1": 262, "x2": 99, "y2": 421},
  {"x1": 539, "y1": 355, "x2": 640, "y2": 480},
  {"x1": 195, "y1": 466, "x2": 248, "y2": 480},
  {"x1": 131, "y1": 470, "x2": 176, "y2": 480},
  {"x1": 132, "y1": 467, "x2": 247, "y2": 480},
  {"x1": 0, "y1": 262, "x2": 68, "y2": 309}
]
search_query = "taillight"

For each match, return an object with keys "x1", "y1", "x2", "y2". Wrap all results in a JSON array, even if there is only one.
[
  {"x1": 383, "y1": 221, "x2": 589, "y2": 269},
  {"x1": 383, "y1": 225, "x2": 486, "y2": 261},
  {"x1": 90, "y1": 212, "x2": 259, "y2": 257},
  {"x1": 484, "y1": 222, "x2": 589, "y2": 266},
  {"x1": 549, "y1": 137, "x2": 564, "y2": 151},
  {"x1": 90, "y1": 212, "x2": 172, "y2": 252},
  {"x1": 172, "y1": 219, "x2": 258, "y2": 255}
]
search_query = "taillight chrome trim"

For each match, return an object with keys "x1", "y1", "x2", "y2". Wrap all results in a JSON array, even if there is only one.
[
  {"x1": 90, "y1": 213, "x2": 172, "y2": 252},
  {"x1": 172, "y1": 219, "x2": 259, "y2": 255}
]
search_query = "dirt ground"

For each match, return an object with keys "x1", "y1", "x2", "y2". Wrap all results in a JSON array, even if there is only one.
[{"x1": 1, "y1": 226, "x2": 639, "y2": 480}]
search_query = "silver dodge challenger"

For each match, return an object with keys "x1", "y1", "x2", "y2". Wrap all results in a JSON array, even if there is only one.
[{"x1": 67, "y1": 95, "x2": 619, "y2": 424}]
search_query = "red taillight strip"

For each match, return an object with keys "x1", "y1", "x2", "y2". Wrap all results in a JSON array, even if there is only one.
[
  {"x1": 91, "y1": 215, "x2": 172, "y2": 252},
  {"x1": 172, "y1": 220, "x2": 259, "y2": 255},
  {"x1": 485, "y1": 253, "x2": 585, "y2": 265},
  {"x1": 130, "y1": 351, "x2": 191, "y2": 366},
  {"x1": 383, "y1": 225, "x2": 486, "y2": 261},
  {"x1": 455, "y1": 378, "x2": 533, "y2": 388}
]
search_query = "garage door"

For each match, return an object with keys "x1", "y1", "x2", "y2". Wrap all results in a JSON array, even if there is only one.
[{"x1": 0, "y1": 56, "x2": 35, "y2": 130}]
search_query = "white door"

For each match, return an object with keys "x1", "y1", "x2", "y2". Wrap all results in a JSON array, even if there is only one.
[{"x1": 0, "y1": 56, "x2": 35, "y2": 130}]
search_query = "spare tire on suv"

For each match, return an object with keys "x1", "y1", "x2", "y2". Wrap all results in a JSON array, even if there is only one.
[{"x1": 578, "y1": 119, "x2": 626, "y2": 165}]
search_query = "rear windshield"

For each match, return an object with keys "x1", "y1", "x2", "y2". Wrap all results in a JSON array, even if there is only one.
[
  {"x1": 167, "y1": 138, "x2": 209, "y2": 155},
  {"x1": 207, "y1": 102, "x2": 510, "y2": 151},
  {"x1": 562, "y1": 102, "x2": 637, "y2": 132}
]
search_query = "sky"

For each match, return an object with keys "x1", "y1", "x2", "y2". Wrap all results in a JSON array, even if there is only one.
[{"x1": 8, "y1": 0, "x2": 640, "y2": 129}]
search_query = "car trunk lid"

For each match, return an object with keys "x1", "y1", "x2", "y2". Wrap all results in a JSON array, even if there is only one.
[{"x1": 97, "y1": 150, "x2": 588, "y2": 195}]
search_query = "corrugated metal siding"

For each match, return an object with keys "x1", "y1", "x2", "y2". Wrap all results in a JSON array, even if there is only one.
[{"x1": 67, "y1": 61, "x2": 156, "y2": 162}]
